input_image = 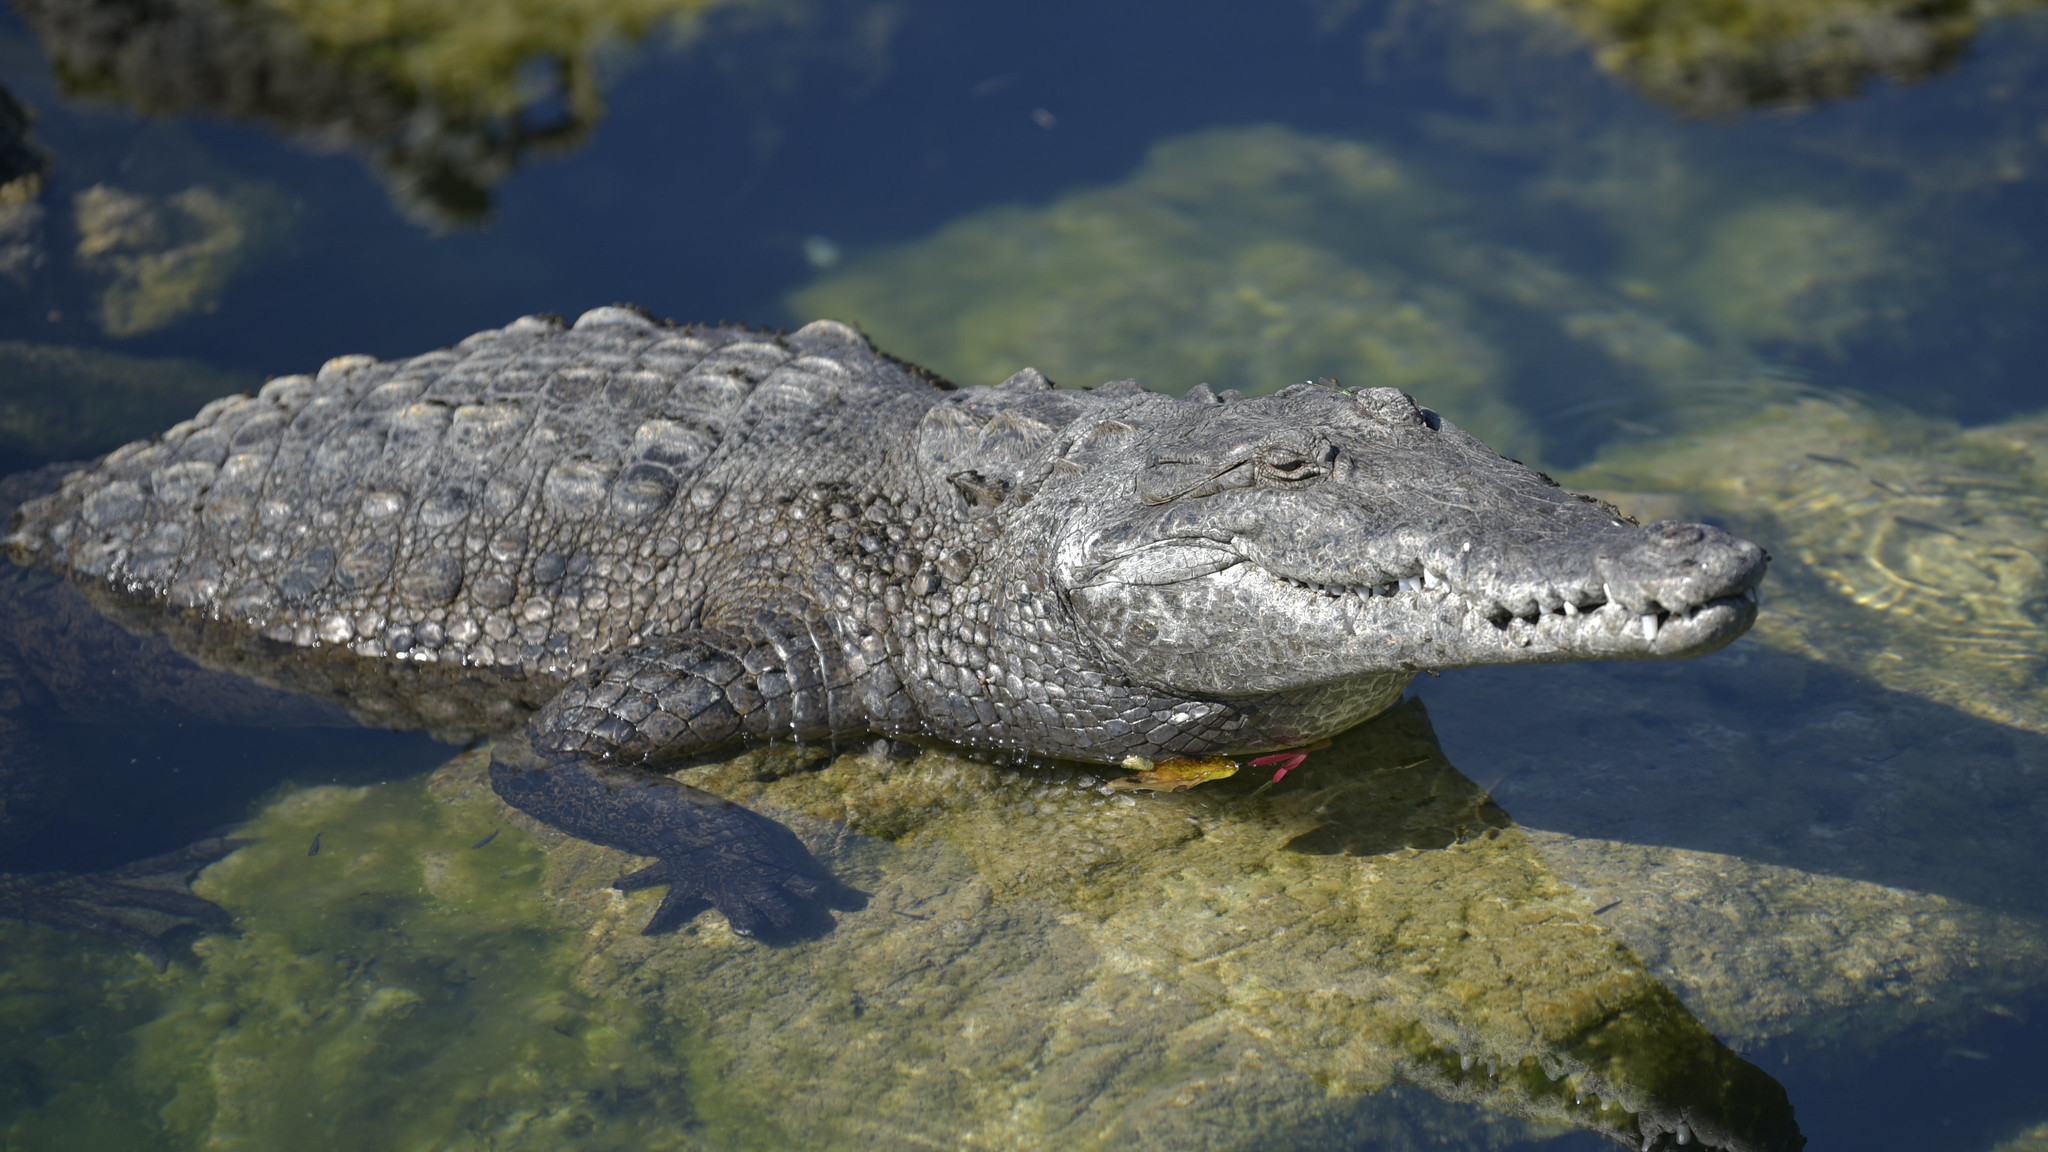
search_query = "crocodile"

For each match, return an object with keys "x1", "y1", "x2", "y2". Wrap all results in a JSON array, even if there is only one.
[{"x1": 3, "y1": 305, "x2": 1768, "y2": 938}]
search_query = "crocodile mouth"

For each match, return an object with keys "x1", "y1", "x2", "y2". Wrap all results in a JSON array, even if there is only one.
[
  {"x1": 1264, "y1": 565, "x2": 1762, "y2": 651},
  {"x1": 1076, "y1": 532, "x2": 1758, "y2": 657}
]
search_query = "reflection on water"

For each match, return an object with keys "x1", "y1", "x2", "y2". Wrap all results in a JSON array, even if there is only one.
[
  {"x1": 71, "y1": 182, "x2": 285, "y2": 337},
  {"x1": 9, "y1": 0, "x2": 738, "y2": 223},
  {"x1": 1492, "y1": 0, "x2": 2038, "y2": 114},
  {"x1": 0, "y1": 343, "x2": 252, "y2": 475},
  {"x1": 2, "y1": 0, "x2": 2048, "y2": 1147}
]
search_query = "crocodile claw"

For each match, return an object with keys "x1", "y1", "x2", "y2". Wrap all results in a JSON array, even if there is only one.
[
  {"x1": 0, "y1": 836, "x2": 248, "y2": 968},
  {"x1": 1248, "y1": 738, "x2": 1331, "y2": 784}
]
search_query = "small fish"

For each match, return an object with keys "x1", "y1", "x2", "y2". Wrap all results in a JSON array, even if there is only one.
[
  {"x1": 1593, "y1": 900, "x2": 1623, "y2": 916},
  {"x1": 307, "y1": 832, "x2": 322, "y2": 857},
  {"x1": 471, "y1": 829, "x2": 500, "y2": 850}
]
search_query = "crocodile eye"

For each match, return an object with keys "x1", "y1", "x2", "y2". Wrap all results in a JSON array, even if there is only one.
[{"x1": 1259, "y1": 447, "x2": 1319, "y2": 482}]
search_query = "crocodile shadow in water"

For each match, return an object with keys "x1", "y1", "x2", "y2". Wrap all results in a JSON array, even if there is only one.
[{"x1": 1426, "y1": 641, "x2": 2048, "y2": 924}]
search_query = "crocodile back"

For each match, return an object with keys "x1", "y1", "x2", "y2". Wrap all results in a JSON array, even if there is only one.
[{"x1": 5, "y1": 310, "x2": 948, "y2": 699}]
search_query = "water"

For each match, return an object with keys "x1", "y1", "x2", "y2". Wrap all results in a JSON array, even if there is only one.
[{"x1": 2, "y1": 0, "x2": 2046, "y2": 1148}]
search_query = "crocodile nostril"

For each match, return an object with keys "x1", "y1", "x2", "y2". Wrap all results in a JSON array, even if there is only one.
[{"x1": 1652, "y1": 523, "x2": 1706, "y2": 549}]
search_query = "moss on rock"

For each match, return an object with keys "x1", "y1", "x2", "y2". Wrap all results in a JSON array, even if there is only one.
[
  {"x1": 1569, "y1": 391, "x2": 2048, "y2": 734},
  {"x1": 132, "y1": 758, "x2": 694, "y2": 1150},
  {"x1": 791, "y1": 126, "x2": 1535, "y2": 461}
]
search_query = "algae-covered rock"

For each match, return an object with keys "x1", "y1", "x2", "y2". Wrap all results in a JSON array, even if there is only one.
[
  {"x1": 1506, "y1": 0, "x2": 2040, "y2": 114},
  {"x1": 787, "y1": 123, "x2": 1924, "y2": 466},
  {"x1": 0, "y1": 341, "x2": 255, "y2": 471},
  {"x1": 1566, "y1": 391, "x2": 2048, "y2": 734},
  {"x1": 1401, "y1": 392, "x2": 2048, "y2": 1054},
  {"x1": 791, "y1": 126, "x2": 1536, "y2": 460},
  {"x1": 72, "y1": 182, "x2": 284, "y2": 337},
  {"x1": 483, "y1": 701, "x2": 1794, "y2": 1150},
  {"x1": 12, "y1": 0, "x2": 737, "y2": 224},
  {"x1": 136, "y1": 762, "x2": 695, "y2": 1150},
  {"x1": 1530, "y1": 830, "x2": 2048, "y2": 1049},
  {"x1": 0, "y1": 920, "x2": 175, "y2": 1151},
  {"x1": 1661, "y1": 201, "x2": 1912, "y2": 358},
  {"x1": 0, "y1": 704, "x2": 1807, "y2": 1151},
  {"x1": 1429, "y1": 638, "x2": 2048, "y2": 1050}
]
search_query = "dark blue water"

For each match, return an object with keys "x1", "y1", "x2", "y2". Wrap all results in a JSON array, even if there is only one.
[{"x1": 4, "y1": 1, "x2": 2047, "y2": 1148}]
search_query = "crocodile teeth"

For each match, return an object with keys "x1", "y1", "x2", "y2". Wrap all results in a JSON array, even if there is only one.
[
  {"x1": 1562, "y1": 601, "x2": 1578, "y2": 617},
  {"x1": 1423, "y1": 569, "x2": 1442, "y2": 589},
  {"x1": 1639, "y1": 613, "x2": 1660, "y2": 641},
  {"x1": 1398, "y1": 577, "x2": 1420, "y2": 593}
]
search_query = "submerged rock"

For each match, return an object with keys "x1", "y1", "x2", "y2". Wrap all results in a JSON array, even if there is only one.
[
  {"x1": 53, "y1": 701, "x2": 1793, "y2": 1151},
  {"x1": 1570, "y1": 391, "x2": 2048, "y2": 736},
  {"x1": 138, "y1": 771, "x2": 695, "y2": 1150},
  {"x1": 1382, "y1": 389, "x2": 2048, "y2": 1057},
  {"x1": 791, "y1": 126, "x2": 1537, "y2": 460}
]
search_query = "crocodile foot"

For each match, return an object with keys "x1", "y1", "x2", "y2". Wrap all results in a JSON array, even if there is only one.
[
  {"x1": 0, "y1": 836, "x2": 247, "y2": 968},
  {"x1": 614, "y1": 845, "x2": 859, "y2": 939}
]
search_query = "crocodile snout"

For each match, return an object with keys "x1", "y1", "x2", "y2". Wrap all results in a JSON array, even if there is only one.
[{"x1": 1599, "y1": 519, "x2": 1768, "y2": 616}]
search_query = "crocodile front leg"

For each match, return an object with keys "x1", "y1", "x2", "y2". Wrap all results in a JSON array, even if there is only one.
[{"x1": 488, "y1": 620, "x2": 868, "y2": 939}]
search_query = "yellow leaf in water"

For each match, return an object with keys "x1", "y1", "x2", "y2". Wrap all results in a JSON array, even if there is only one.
[{"x1": 1106, "y1": 754, "x2": 1239, "y2": 793}]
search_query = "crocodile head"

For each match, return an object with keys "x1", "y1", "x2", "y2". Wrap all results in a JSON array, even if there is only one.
[{"x1": 1047, "y1": 382, "x2": 1767, "y2": 698}]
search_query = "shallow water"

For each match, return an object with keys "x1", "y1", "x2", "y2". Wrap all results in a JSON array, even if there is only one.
[{"x1": 2, "y1": 0, "x2": 2046, "y2": 1148}]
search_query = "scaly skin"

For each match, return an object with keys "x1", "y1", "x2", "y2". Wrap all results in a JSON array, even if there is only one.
[{"x1": 5, "y1": 306, "x2": 1767, "y2": 937}]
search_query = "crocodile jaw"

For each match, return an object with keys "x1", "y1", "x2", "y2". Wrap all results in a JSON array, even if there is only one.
[{"x1": 1065, "y1": 532, "x2": 1763, "y2": 698}]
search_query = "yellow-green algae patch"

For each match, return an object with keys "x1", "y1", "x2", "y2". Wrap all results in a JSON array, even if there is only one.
[
  {"x1": 507, "y1": 701, "x2": 1794, "y2": 1150},
  {"x1": 790, "y1": 126, "x2": 1535, "y2": 460},
  {"x1": 1529, "y1": 831, "x2": 2048, "y2": 1049},
  {"x1": 20, "y1": 0, "x2": 741, "y2": 223},
  {"x1": 133, "y1": 755, "x2": 693, "y2": 1151},
  {"x1": 1993, "y1": 1120, "x2": 2048, "y2": 1152},
  {"x1": 1504, "y1": 0, "x2": 2038, "y2": 114},
  {"x1": 1568, "y1": 391, "x2": 2048, "y2": 735},
  {"x1": 0, "y1": 341, "x2": 256, "y2": 467},
  {"x1": 72, "y1": 183, "x2": 288, "y2": 338},
  {"x1": 7, "y1": 703, "x2": 1805, "y2": 1150},
  {"x1": 0, "y1": 921, "x2": 180, "y2": 1150}
]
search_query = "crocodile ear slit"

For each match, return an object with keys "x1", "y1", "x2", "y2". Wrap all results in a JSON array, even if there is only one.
[{"x1": 948, "y1": 469, "x2": 1013, "y2": 511}]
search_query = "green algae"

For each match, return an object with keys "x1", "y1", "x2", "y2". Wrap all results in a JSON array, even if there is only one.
[
  {"x1": 1653, "y1": 200, "x2": 1912, "y2": 359},
  {"x1": 1529, "y1": 830, "x2": 2048, "y2": 1050},
  {"x1": 132, "y1": 753, "x2": 693, "y2": 1151},
  {"x1": 72, "y1": 183, "x2": 286, "y2": 338},
  {"x1": 1516, "y1": 389, "x2": 2048, "y2": 1055},
  {"x1": 0, "y1": 341, "x2": 256, "y2": 471},
  {"x1": 505, "y1": 701, "x2": 1796, "y2": 1150},
  {"x1": 790, "y1": 126, "x2": 1536, "y2": 461},
  {"x1": 0, "y1": 922, "x2": 178, "y2": 1150},
  {"x1": 0, "y1": 707, "x2": 1806, "y2": 1151},
  {"x1": 1503, "y1": 0, "x2": 2038, "y2": 114},
  {"x1": 787, "y1": 122, "x2": 1929, "y2": 468},
  {"x1": 1567, "y1": 391, "x2": 2048, "y2": 735},
  {"x1": 1993, "y1": 1121, "x2": 2048, "y2": 1152}
]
